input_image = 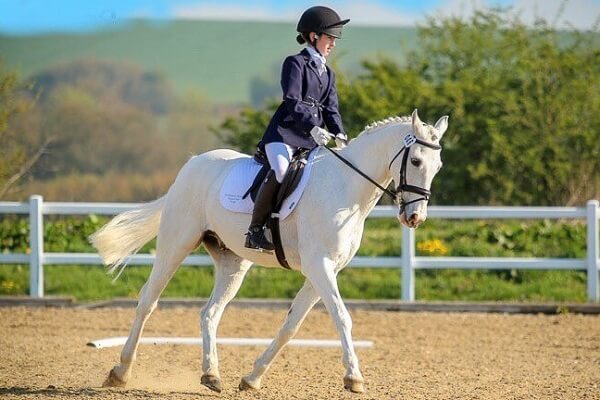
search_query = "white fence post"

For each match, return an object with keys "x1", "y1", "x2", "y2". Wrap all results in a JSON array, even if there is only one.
[
  {"x1": 587, "y1": 200, "x2": 599, "y2": 302},
  {"x1": 401, "y1": 226, "x2": 415, "y2": 301},
  {"x1": 29, "y1": 195, "x2": 44, "y2": 297}
]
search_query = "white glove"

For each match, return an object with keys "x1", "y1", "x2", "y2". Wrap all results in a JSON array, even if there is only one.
[
  {"x1": 334, "y1": 133, "x2": 348, "y2": 148},
  {"x1": 310, "y1": 126, "x2": 331, "y2": 146}
]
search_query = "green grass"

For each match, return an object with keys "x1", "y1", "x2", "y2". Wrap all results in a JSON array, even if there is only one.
[
  {"x1": 0, "y1": 216, "x2": 590, "y2": 302},
  {"x1": 0, "y1": 265, "x2": 587, "y2": 303}
]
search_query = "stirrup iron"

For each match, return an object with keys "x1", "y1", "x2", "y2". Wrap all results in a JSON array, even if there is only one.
[{"x1": 245, "y1": 225, "x2": 274, "y2": 252}]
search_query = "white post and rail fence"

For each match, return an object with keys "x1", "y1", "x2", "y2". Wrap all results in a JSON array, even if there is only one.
[{"x1": 0, "y1": 195, "x2": 598, "y2": 302}]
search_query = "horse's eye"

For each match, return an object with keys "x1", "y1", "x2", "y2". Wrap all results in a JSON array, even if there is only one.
[{"x1": 411, "y1": 158, "x2": 421, "y2": 167}]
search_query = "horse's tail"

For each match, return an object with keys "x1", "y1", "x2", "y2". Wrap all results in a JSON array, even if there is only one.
[{"x1": 89, "y1": 195, "x2": 166, "y2": 280}]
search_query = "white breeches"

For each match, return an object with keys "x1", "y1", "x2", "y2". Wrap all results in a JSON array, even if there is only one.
[{"x1": 265, "y1": 142, "x2": 295, "y2": 183}]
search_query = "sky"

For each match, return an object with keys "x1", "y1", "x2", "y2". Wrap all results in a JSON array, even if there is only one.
[{"x1": 0, "y1": 0, "x2": 598, "y2": 34}]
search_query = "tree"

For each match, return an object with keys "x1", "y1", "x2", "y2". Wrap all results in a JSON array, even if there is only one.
[
  {"x1": 0, "y1": 62, "x2": 52, "y2": 199},
  {"x1": 31, "y1": 58, "x2": 175, "y2": 115},
  {"x1": 3, "y1": 58, "x2": 222, "y2": 201},
  {"x1": 216, "y1": 101, "x2": 278, "y2": 153},
  {"x1": 26, "y1": 59, "x2": 209, "y2": 180},
  {"x1": 403, "y1": 11, "x2": 600, "y2": 205}
]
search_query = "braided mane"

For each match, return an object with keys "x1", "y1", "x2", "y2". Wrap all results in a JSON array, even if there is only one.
[{"x1": 361, "y1": 115, "x2": 412, "y2": 135}]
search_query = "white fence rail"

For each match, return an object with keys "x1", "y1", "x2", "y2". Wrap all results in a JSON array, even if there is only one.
[{"x1": 0, "y1": 195, "x2": 598, "y2": 301}]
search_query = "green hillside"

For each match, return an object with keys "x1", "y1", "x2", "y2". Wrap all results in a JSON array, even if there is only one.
[{"x1": 0, "y1": 19, "x2": 418, "y2": 104}]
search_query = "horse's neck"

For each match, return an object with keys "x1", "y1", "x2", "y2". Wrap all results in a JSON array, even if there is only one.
[{"x1": 329, "y1": 123, "x2": 408, "y2": 217}]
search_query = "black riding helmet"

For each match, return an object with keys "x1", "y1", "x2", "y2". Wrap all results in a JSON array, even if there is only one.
[{"x1": 296, "y1": 6, "x2": 350, "y2": 44}]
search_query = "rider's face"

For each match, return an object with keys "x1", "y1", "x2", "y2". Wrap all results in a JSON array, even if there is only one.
[{"x1": 312, "y1": 33, "x2": 336, "y2": 57}]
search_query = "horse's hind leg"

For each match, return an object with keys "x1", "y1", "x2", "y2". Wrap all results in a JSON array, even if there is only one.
[
  {"x1": 240, "y1": 280, "x2": 319, "y2": 390},
  {"x1": 200, "y1": 238, "x2": 252, "y2": 393},
  {"x1": 104, "y1": 202, "x2": 203, "y2": 387}
]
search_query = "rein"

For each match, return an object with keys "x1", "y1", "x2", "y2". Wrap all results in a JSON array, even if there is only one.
[
  {"x1": 324, "y1": 133, "x2": 441, "y2": 213},
  {"x1": 324, "y1": 146, "x2": 398, "y2": 199}
]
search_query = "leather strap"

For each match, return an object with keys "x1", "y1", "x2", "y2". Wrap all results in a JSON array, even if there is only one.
[
  {"x1": 324, "y1": 146, "x2": 400, "y2": 202},
  {"x1": 267, "y1": 149, "x2": 312, "y2": 270},
  {"x1": 268, "y1": 217, "x2": 291, "y2": 270}
]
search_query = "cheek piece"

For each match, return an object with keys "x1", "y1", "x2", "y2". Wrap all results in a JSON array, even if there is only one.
[{"x1": 388, "y1": 134, "x2": 442, "y2": 215}]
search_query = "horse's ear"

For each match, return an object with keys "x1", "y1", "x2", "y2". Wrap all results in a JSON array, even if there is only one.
[
  {"x1": 411, "y1": 109, "x2": 425, "y2": 136},
  {"x1": 434, "y1": 115, "x2": 449, "y2": 138}
]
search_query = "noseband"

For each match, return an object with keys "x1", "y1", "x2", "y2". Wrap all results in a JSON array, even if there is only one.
[{"x1": 325, "y1": 133, "x2": 441, "y2": 214}]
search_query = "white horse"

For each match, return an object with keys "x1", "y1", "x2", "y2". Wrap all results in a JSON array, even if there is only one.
[{"x1": 91, "y1": 109, "x2": 448, "y2": 393}]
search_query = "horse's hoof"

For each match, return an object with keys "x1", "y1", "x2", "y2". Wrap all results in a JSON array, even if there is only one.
[
  {"x1": 103, "y1": 368, "x2": 127, "y2": 388},
  {"x1": 201, "y1": 374, "x2": 222, "y2": 393},
  {"x1": 239, "y1": 376, "x2": 260, "y2": 391},
  {"x1": 343, "y1": 377, "x2": 365, "y2": 393}
]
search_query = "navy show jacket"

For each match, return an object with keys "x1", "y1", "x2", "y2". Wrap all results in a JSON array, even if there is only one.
[{"x1": 259, "y1": 48, "x2": 345, "y2": 150}]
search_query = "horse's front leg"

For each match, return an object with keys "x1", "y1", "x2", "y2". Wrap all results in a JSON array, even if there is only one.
[
  {"x1": 302, "y1": 256, "x2": 365, "y2": 393},
  {"x1": 240, "y1": 280, "x2": 320, "y2": 390}
]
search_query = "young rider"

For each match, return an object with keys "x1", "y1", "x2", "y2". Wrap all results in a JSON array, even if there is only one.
[
  {"x1": 245, "y1": 6, "x2": 350, "y2": 251},
  {"x1": 246, "y1": 6, "x2": 350, "y2": 251}
]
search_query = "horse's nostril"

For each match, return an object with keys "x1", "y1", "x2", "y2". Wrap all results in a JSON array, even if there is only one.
[{"x1": 409, "y1": 213, "x2": 419, "y2": 223}]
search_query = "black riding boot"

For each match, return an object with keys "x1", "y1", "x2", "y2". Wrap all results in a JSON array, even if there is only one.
[{"x1": 245, "y1": 171, "x2": 280, "y2": 251}]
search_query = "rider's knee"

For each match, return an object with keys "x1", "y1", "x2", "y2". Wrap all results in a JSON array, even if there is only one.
[{"x1": 272, "y1": 167, "x2": 287, "y2": 183}]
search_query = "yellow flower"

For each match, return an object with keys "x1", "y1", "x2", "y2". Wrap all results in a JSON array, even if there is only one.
[
  {"x1": 417, "y1": 239, "x2": 449, "y2": 255},
  {"x1": 1, "y1": 280, "x2": 16, "y2": 291}
]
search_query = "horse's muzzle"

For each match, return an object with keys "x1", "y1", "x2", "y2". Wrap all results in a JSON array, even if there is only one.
[{"x1": 398, "y1": 211, "x2": 425, "y2": 228}]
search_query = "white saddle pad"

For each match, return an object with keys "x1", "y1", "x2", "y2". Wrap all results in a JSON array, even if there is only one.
[{"x1": 219, "y1": 149, "x2": 318, "y2": 220}]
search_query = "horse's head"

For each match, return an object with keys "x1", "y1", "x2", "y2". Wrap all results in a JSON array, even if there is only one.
[{"x1": 390, "y1": 109, "x2": 448, "y2": 228}]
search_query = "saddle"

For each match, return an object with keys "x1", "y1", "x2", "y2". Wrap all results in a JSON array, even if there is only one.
[
  {"x1": 243, "y1": 148, "x2": 309, "y2": 204},
  {"x1": 243, "y1": 147, "x2": 311, "y2": 269}
]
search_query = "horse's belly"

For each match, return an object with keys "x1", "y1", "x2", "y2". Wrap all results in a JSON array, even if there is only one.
[{"x1": 204, "y1": 191, "x2": 303, "y2": 271}]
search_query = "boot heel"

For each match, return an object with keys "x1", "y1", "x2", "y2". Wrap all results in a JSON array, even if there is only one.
[{"x1": 245, "y1": 227, "x2": 275, "y2": 251}]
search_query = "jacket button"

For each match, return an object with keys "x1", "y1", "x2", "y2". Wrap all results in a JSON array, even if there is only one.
[
  {"x1": 319, "y1": 84, "x2": 323, "y2": 88},
  {"x1": 313, "y1": 114, "x2": 318, "y2": 117}
]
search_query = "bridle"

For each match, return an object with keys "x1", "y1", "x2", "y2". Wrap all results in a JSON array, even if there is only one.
[
  {"x1": 388, "y1": 133, "x2": 442, "y2": 213},
  {"x1": 325, "y1": 132, "x2": 442, "y2": 214}
]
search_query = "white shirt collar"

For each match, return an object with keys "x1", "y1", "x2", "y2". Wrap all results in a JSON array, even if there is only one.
[{"x1": 305, "y1": 46, "x2": 326, "y2": 66}]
